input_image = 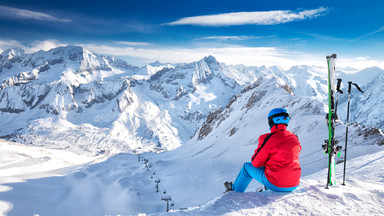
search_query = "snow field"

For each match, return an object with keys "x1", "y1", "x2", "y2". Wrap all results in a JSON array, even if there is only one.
[
  {"x1": 1, "y1": 132, "x2": 384, "y2": 216},
  {"x1": 0, "y1": 139, "x2": 101, "y2": 215}
]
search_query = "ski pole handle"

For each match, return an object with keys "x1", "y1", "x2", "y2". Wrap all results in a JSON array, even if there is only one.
[
  {"x1": 348, "y1": 81, "x2": 352, "y2": 94},
  {"x1": 336, "y1": 79, "x2": 343, "y2": 94},
  {"x1": 352, "y1": 83, "x2": 364, "y2": 93},
  {"x1": 348, "y1": 81, "x2": 364, "y2": 94}
]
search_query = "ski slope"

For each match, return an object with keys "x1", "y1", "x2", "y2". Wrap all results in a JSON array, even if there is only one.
[
  {"x1": 0, "y1": 140, "x2": 101, "y2": 215},
  {"x1": 1, "y1": 138, "x2": 384, "y2": 216}
]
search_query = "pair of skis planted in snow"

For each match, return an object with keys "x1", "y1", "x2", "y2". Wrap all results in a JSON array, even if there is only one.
[
  {"x1": 322, "y1": 54, "x2": 364, "y2": 188},
  {"x1": 322, "y1": 54, "x2": 343, "y2": 189}
]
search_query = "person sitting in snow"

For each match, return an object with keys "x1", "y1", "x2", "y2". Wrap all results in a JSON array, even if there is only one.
[{"x1": 225, "y1": 108, "x2": 301, "y2": 193}]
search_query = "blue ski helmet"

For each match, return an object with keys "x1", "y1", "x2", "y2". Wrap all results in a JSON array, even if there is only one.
[{"x1": 268, "y1": 108, "x2": 290, "y2": 128}]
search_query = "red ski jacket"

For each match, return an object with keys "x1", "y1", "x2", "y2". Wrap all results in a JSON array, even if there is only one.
[{"x1": 251, "y1": 124, "x2": 301, "y2": 188}]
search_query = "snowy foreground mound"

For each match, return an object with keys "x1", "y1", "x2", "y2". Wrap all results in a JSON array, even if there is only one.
[
  {"x1": 161, "y1": 151, "x2": 384, "y2": 216},
  {"x1": 1, "y1": 139, "x2": 384, "y2": 216}
]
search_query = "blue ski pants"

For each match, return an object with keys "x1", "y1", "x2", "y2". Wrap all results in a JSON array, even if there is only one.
[{"x1": 232, "y1": 162, "x2": 298, "y2": 193}]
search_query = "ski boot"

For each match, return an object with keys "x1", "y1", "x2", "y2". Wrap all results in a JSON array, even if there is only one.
[{"x1": 256, "y1": 185, "x2": 267, "y2": 192}]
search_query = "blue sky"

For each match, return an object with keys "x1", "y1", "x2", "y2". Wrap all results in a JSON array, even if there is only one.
[{"x1": 0, "y1": 0, "x2": 383, "y2": 69}]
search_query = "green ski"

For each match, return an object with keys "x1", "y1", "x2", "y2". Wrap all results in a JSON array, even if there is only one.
[{"x1": 322, "y1": 54, "x2": 343, "y2": 188}]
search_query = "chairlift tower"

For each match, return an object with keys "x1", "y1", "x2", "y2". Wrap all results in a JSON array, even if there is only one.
[
  {"x1": 155, "y1": 180, "x2": 160, "y2": 192},
  {"x1": 161, "y1": 196, "x2": 173, "y2": 212}
]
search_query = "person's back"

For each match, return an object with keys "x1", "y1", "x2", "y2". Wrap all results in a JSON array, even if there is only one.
[{"x1": 252, "y1": 124, "x2": 301, "y2": 188}]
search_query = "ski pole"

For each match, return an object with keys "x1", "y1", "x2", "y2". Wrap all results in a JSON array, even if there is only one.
[
  {"x1": 335, "y1": 78, "x2": 344, "y2": 115},
  {"x1": 342, "y1": 81, "x2": 363, "y2": 186}
]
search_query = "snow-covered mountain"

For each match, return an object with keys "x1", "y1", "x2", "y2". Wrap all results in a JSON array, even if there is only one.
[
  {"x1": 0, "y1": 46, "x2": 280, "y2": 154},
  {"x1": 336, "y1": 66, "x2": 384, "y2": 129},
  {"x1": 0, "y1": 46, "x2": 383, "y2": 155},
  {"x1": 285, "y1": 65, "x2": 384, "y2": 129},
  {"x1": 1, "y1": 70, "x2": 383, "y2": 215}
]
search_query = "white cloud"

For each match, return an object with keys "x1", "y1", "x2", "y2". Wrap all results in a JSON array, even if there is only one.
[
  {"x1": 80, "y1": 43, "x2": 384, "y2": 70},
  {"x1": 195, "y1": 35, "x2": 275, "y2": 41},
  {"x1": 353, "y1": 26, "x2": 384, "y2": 41},
  {"x1": 0, "y1": 39, "x2": 67, "y2": 54},
  {"x1": 78, "y1": 43, "x2": 324, "y2": 69},
  {"x1": 25, "y1": 40, "x2": 68, "y2": 53},
  {"x1": 0, "y1": 39, "x2": 23, "y2": 52},
  {"x1": 0, "y1": 5, "x2": 71, "y2": 23},
  {"x1": 338, "y1": 57, "x2": 384, "y2": 70},
  {"x1": 115, "y1": 41, "x2": 153, "y2": 46},
  {"x1": 165, "y1": 7, "x2": 328, "y2": 26},
  {"x1": 2, "y1": 39, "x2": 383, "y2": 71}
]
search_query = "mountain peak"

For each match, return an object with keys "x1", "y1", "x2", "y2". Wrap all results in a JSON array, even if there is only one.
[
  {"x1": 203, "y1": 55, "x2": 218, "y2": 64},
  {"x1": 1, "y1": 47, "x2": 25, "y2": 59},
  {"x1": 47, "y1": 45, "x2": 85, "y2": 57},
  {"x1": 359, "y1": 66, "x2": 384, "y2": 73},
  {"x1": 149, "y1": 60, "x2": 162, "y2": 67}
]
